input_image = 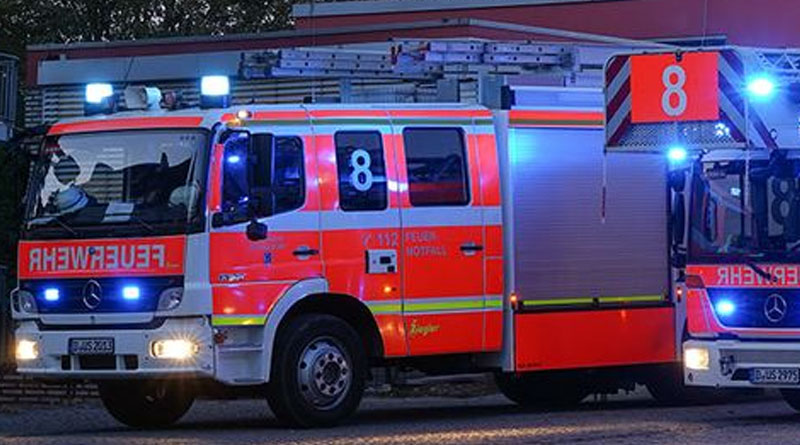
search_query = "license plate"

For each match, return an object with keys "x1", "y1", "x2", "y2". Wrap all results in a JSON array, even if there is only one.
[
  {"x1": 750, "y1": 368, "x2": 800, "y2": 384},
  {"x1": 69, "y1": 338, "x2": 114, "y2": 355}
]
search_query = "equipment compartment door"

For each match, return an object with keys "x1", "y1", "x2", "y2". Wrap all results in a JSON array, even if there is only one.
[{"x1": 396, "y1": 123, "x2": 486, "y2": 355}]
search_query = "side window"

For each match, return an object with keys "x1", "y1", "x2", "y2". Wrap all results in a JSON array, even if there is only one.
[
  {"x1": 221, "y1": 133, "x2": 305, "y2": 222},
  {"x1": 403, "y1": 127, "x2": 470, "y2": 206},
  {"x1": 334, "y1": 131, "x2": 387, "y2": 211},
  {"x1": 221, "y1": 132, "x2": 250, "y2": 217},
  {"x1": 271, "y1": 136, "x2": 305, "y2": 215}
]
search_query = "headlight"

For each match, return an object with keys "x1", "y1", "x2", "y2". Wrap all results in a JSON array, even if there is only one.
[
  {"x1": 16, "y1": 340, "x2": 39, "y2": 361},
  {"x1": 684, "y1": 347, "x2": 710, "y2": 371},
  {"x1": 151, "y1": 339, "x2": 198, "y2": 360},
  {"x1": 157, "y1": 287, "x2": 184, "y2": 311},
  {"x1": 13, "y1": 290, "x2": 38, "y2": 314}
]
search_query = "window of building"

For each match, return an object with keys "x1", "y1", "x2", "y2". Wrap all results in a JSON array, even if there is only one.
[{"x1": 403, "y1": 127, "x2": 470, "y2": 206}]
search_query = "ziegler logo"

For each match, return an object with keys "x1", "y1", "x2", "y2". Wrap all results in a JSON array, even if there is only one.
[
  {"x1": 27, "y1": 244, "x2": 166, "y2": 273},
  {"x1": 408, "y1": 320, "x2": 441, "y2": 338}
]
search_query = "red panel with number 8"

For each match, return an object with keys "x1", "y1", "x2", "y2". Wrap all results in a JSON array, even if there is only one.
[{"x1": 630, "y1": 52, "x2": 719, "y2": 123}]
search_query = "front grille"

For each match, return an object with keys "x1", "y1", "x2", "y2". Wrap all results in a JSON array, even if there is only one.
[
  {"x1": 722, "y1": 349, "x2": 800, "y2": 365},
  {"x1": 707, "y1": 288, "x2": 800, "y2": 328},
  {"x1": 20, "y1": 276, "x2": 182, "y2": 314}
]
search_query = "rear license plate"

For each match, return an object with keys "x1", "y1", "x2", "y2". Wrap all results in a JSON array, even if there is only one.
[
  {"x1": 750, "y1": 368, "x2": 800, "y2": 384},
  {"x1": 69, "y1": 338, "x2": 114, "y2": 355}
]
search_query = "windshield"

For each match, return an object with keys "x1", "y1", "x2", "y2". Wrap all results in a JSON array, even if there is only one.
[
  {"x1": 24, "y1": 129, "x2": 208, "y2": 239},
  {"x1": 689, "y1": 156, "x2": 800, "y2": 262}
]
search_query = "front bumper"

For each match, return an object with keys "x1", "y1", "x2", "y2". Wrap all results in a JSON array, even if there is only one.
[
  {"x1": 685, "y1": 339, "x2": 800, "y2": 388},
  {"x1": 15, "y1": 317, "x2": 214, "y2": 379}
]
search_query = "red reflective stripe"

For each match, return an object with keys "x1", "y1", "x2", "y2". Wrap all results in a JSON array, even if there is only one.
[
  {"x1": 389, "y1": 109, "x2": 491, "y2": 118},
  {"x1": 310, "y1": 109, "x2": 385, "y2": 118},
  {"x1": 49, "y1": 116, "x2": 204, "y2": 135},
  {"x1": 509, "y1": 110, "x2": 604, "y2": 128}
]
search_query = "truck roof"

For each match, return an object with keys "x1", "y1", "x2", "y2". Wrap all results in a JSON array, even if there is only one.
[{"x1": 48, "y1": 103, "x2": 491, "y2": 136}]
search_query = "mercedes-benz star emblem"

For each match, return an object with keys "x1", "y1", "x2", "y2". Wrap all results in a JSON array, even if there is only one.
[
  {"x1": 82, "y1": 280, "x2": 103, "y2": 310},
  {"x1": 764, "y1": 293, "x2": 788, "y2": 323}
]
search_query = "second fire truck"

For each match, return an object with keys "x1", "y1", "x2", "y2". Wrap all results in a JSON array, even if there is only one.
[{"x1": 605, "y1": 46, "x2": 800, "y2": 412}]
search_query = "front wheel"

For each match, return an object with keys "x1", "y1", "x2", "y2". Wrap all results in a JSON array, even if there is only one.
[
  {"x1": 267, "y1": 314, "x2": 366, "y2": 428},
  {"x1": 495, "y1": 372, "x2": 588, "y2": 407},
  {"x1": 98, "y1": 379, "x2": 195, "y2": 428},
  {"x1": 781, "y1": 388, "x2": 800, "y2": 412}
]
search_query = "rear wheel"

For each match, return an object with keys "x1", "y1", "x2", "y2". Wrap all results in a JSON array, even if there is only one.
[
  {"x1": 495, "y1": 372, "x2": 588, "y2": 407},
  {"x1": 646, "y1": 365, "x2": 724, "y2": 405},
  {"x1": 780, "y1": 389, "x2": 800, "y2": 412},
  {"x1": 98, "y1": 379, "x2": 195, "y2": 428},
  {"x1": 267, "y1": 314, "x2": 366, "y2": 428}
]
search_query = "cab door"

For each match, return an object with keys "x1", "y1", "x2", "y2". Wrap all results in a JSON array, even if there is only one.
[
  {"x1": 209, "y1": 125, "x2": 322, "y2": 327},
  {"x1": 394, "y1": 121, "x2": 486, "y2": 355}
]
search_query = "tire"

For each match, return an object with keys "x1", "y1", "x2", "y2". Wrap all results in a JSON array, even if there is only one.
[
  {"x1": 98, "y1": 379, "x2": 195, "y2": 428},
  {"x1": 781, "y1": 389, "x2": 800, "y2": 412},
  {"x1": 495, "y1": 372, "x2": 588, "y2": 407},
  {"x1": 267, "y1": 314, "x2": 366, "y2": 428},
  {"x1": 645, "y1": 366, "x2": 724, "y2": 406}
]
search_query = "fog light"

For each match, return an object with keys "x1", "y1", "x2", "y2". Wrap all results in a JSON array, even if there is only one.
[
  {"x1": 684, "y1": 347, "x2": 710, "y2": 371},
  {"x1": 151, "y1": 339, "x2": 198, "y2": 360},
  {"x1": 16, "y1": 340, "x2": 39, "y2": 361}
]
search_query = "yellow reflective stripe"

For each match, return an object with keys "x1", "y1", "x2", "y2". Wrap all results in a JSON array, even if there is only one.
[
  {"x1": 524, "y1": 295, "x2": 664, "y2": 307},
  {"x1": 212, "y1": 315, "x2": 267, "y2": 326},
  {"x1": 484, "y1": 299, "x2": 504, "y2": 309},
  {"x1": 598, "y1": 295, "x2": 664, "y2": 304},
  {"x1": 367, "y1": 303, "x2": 403, "y2": 315},
  {"x1": 525, "y1": 298, "x2": 594, "y2": 307},
  {"x1": 405, "y1": 300, "x2": 485, "y2": 312}
]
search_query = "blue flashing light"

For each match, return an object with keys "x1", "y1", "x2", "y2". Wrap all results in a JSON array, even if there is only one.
[
  {"x1": 201, "y1": 75, "x2": 230, "y2": 96},
  {"x1": 226, "y1": 154, "x2": 241, "y2": 164},
  {"x1": 122, "y1": 286, "x2": 141, "y2": 301},
  {"x1": 85, "y1": 83, "x2": 114, "y2": 104},
  {"x1": 747, "y1": 76, "x2": 776, "y2": 99},
  {"x1": 715, "y1": 299, "x2": 736, "y2": 317},
  {"x1": 44, "y1": 288, "x2": 60, "y2": 302},
  {"x1": 667, "y1": 146, "x2": 688, "y2": 163}
]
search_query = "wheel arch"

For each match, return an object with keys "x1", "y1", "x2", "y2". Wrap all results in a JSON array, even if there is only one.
[{"x1": 262, "y1": 278, "x2": 384, "y2": 382}]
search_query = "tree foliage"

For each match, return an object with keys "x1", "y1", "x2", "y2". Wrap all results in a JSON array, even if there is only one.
[{"x1": 0, "y1": 0, "x2": 298, "y2": 56}]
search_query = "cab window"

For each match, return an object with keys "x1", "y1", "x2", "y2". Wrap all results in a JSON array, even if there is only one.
[
  {"x1": 403, "y1": 127, "x2": 470, "y2": 206},
  {"x1": 334, "y1": 131, "x2": 387, "y2": 211},
  {"x1": 221, "y1": 133, "x2": 305, "y2": 223}
]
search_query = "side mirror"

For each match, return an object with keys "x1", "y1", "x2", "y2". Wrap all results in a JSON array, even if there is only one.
[
  {"x1": 246, "y1": 219, "x2": 268, "y2": 241},
  {"x1": 671, "y1": 192, "x2": 686, "y2": 270},
  {"x1": 671, "y1": 192, "x2": 686, "y2": 246},
  {"x1": 669, "y1": 170, "x2": 686, "y2": 193}
]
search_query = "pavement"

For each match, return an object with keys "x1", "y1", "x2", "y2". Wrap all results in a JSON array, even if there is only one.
[{"x1": 0, "y1": 390, "x2": 799, "y2": 444}]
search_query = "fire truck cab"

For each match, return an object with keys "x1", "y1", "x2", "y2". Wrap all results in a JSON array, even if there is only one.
[
  {"x1": 12, "y1": 75, "x2": 678, "y2": 427},
  {"x1": 605, "y1": 46, "x2": 800, "y2": 412}
]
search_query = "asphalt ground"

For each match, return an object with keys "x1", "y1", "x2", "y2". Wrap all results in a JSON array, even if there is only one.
[{"x1": 1, "y1": 389, "x2": 799, "y2": 444}]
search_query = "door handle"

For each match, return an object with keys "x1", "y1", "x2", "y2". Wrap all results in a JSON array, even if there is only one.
[
  {"x1": 293, "y1": 247, "x2": 319, "y2": 257},
  {"x1": 460, "y1": 243, "x2": 484, "y2": 253}
]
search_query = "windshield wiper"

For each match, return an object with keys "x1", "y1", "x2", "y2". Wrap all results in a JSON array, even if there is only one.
[
  {"x1": 29, "y1": 215, "x2": 79, "y2": 237},
  {"x1": 731, "y1": 256, "x2": 775, "y2": 282},
  {"x1": 127, "y1": 214, "x2": 156, "y2": 235}
]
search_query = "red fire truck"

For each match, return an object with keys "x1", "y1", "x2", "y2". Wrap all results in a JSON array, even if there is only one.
[
  {"x1": 605, "y1": 46, "x2": 800, "y2": 411},
  {"x1": 11, "y1": 74, "x2": 679, "y2": 427}
]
